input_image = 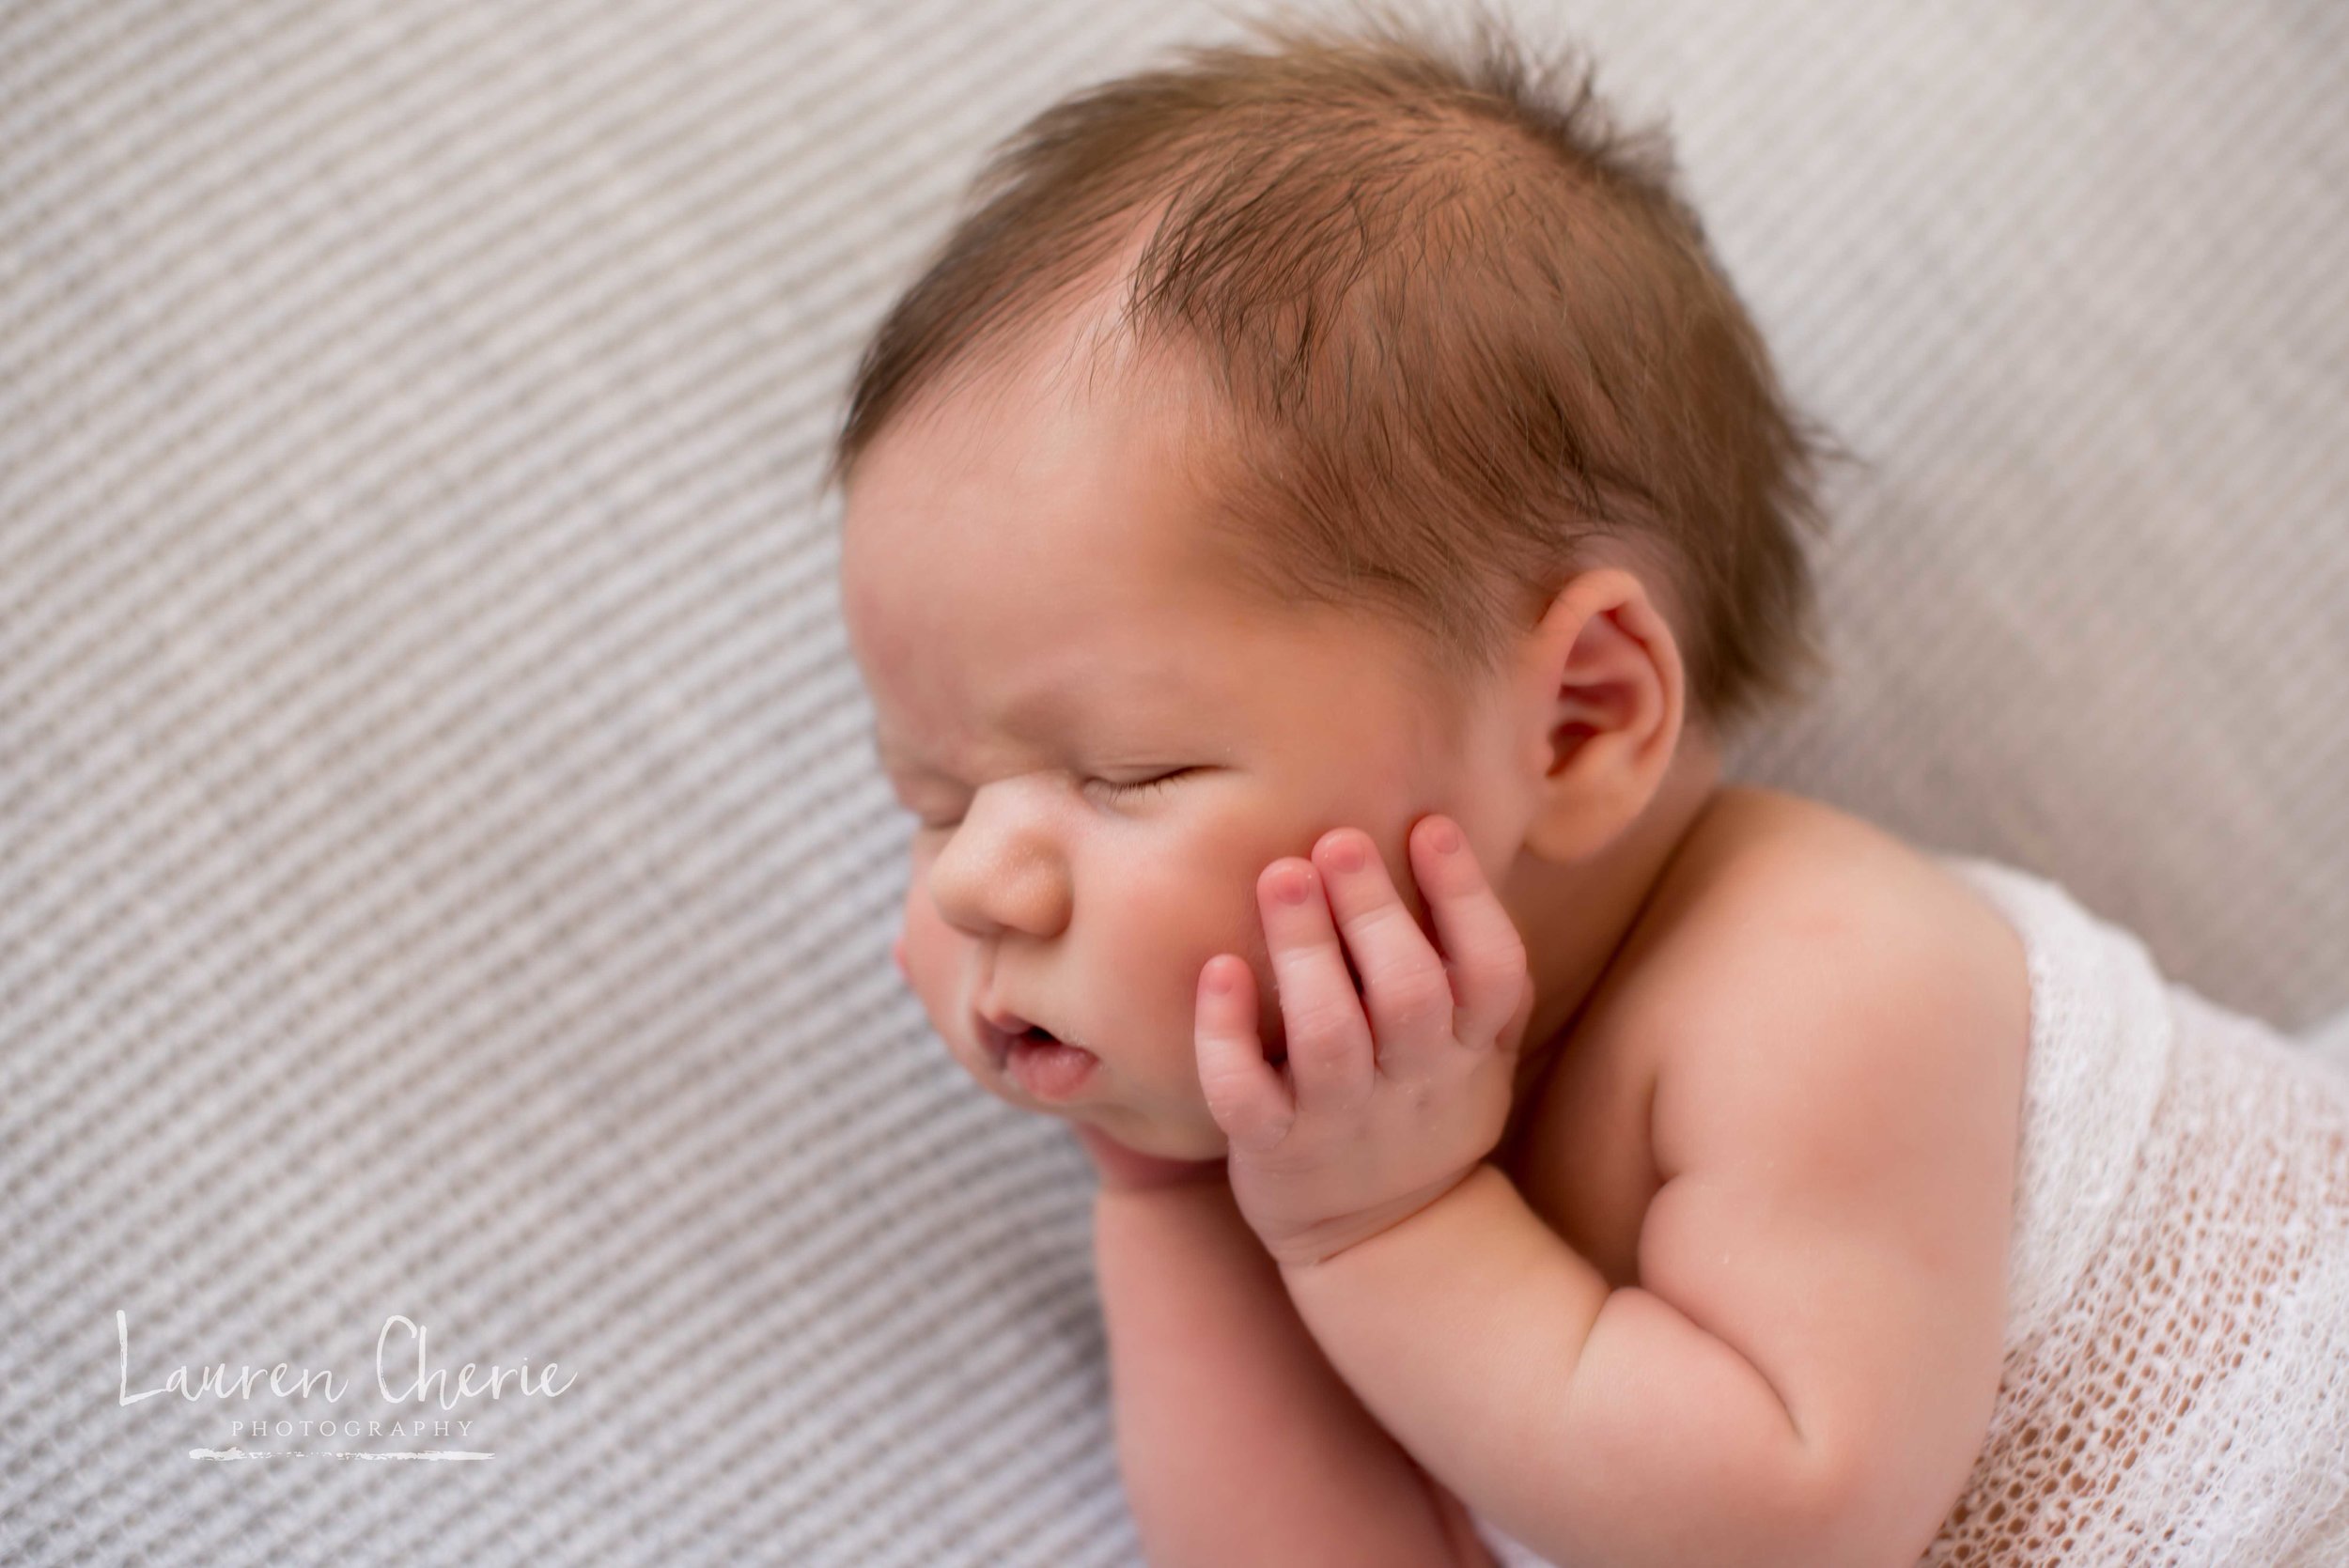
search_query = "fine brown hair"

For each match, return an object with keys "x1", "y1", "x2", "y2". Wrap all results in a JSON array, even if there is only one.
[{"x1": 825, "y1": 0, "x2": 1835, "y2": 743}]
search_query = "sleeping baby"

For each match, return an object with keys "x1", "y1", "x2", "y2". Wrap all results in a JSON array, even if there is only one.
[{"x1": 827, "y1": 8, "x2": 2349, "y2": 1565}]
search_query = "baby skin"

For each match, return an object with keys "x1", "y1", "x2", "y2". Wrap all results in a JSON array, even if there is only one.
[{"x1": 842, "y1": 309, "x2": 2030, "y2": 1567}]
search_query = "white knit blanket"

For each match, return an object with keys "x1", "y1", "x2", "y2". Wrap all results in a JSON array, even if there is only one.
[{"x1": 1471, "y1": 855, "x2": 2349, "y2": 1567}]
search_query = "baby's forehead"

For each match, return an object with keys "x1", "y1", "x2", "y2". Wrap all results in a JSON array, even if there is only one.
[{"x1": 875, "y1": 585, "x2": 1440, "y2": 741}]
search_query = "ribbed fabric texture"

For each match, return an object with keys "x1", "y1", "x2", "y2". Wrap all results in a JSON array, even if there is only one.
[{"x1": 3, "y1": 3, "x2": 2343, "y2": 1563}]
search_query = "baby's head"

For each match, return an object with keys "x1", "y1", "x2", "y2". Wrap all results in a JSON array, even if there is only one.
[{"x1": 832, "y1": 7, "x2": 1830, "y2": 1157}]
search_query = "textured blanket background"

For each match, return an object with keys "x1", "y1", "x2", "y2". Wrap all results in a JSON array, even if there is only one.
[{"x1": 4, "y1": 2, "x2": 2343, "y2": 1563}]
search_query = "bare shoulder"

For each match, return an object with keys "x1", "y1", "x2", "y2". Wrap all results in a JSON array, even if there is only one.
[{"x1": 1632, "y1": 784, "x2": 2030, "y2": 1188}]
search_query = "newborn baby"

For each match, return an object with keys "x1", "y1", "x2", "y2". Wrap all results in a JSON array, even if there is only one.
[{"x1": 829, "y1": 12, "x2": 2349, "y2": 1566}]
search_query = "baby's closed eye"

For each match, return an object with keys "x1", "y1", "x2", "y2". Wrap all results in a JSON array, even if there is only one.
[{"x1": 1088, "y1": 768, "x2": 1198, "y2": 800}]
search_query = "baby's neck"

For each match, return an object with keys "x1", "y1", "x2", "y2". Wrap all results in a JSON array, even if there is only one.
[{"x1": 1499, "y1": 728, "x2": 1727, "y2": 1141}]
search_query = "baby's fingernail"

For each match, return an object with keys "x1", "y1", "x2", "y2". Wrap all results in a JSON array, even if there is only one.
[
  {"x1": 1429, "y1": 818, "x2": 1463, "y2": 855},
  {"x1": 1205, "y1": 958, "x2": 1237, "y2": 995}
]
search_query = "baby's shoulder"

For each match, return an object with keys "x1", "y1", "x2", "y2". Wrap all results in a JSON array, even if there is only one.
[
  {"x1": 1501, "y1": 786, "x2": 2030, "y2": 1287},
  {"x1": 1628, "y1": 786, "x2": 2031, "y2": 1172},
  {"x1": 1626, "y1": 786, "x2": 2026, "y2": 1036},
  {"x1": 1623, "y1": 785, "x2": 2022, "y2": 1018}
]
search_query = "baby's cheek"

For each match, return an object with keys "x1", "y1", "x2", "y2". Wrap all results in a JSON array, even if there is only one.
[{"x1": 895, "y1": 878, "x2": 965, "y2": 1015}]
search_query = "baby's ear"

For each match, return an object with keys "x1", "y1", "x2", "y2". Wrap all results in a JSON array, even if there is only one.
[
  {"x1": 1519, "y1": 567, "x2": 1688, "y2": 860},
  {"x1": 892, "y1": 937, "x2": 910, "y2": 980}
]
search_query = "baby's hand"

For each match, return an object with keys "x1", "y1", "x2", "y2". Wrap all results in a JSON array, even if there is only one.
[{"x1": 1198, "y1": 815, "x2": 1537, "y2": 1269}]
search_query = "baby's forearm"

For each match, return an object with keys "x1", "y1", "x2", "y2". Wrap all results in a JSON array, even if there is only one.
[{"x1": 1091, "y1": 1179, "x2": 1490, "y2": 1568}]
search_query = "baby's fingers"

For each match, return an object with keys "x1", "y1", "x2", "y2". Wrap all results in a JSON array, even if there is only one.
[
  {"x1": 1411, "y1": 815, "x2": 1532, "y2": 1051},
  {"x1": 1193, "y1": 955, "x2": 1296, "y2": 1153}
]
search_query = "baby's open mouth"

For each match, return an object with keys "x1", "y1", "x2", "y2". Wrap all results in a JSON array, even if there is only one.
[
  {"x1": 982, "y1": 1013, "x2": 1098, "y2": 1101},
  {"x1": 975, "y1": 1006, "x2": 1071, "y2": 1067}
]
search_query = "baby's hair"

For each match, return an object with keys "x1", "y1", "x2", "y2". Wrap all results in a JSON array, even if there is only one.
[{"x1": 826, "y1": 0, "x2": 1835, "y2": 743}]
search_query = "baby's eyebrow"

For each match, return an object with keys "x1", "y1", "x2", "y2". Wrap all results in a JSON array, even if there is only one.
[{"x1": 870, "y1": 722, "x2": 981, "y2": 781}]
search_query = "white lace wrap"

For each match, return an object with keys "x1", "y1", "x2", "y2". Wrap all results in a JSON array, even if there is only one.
[{"x1": 1472, "y1": 854, "x2": 2349, "y2": 1567}]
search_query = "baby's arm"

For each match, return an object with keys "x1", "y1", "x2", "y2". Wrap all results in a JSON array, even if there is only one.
[
  {"x1": 1089, "y1": 1151, "x2": 1492, "y2": 1567},
  {"x1": 1274, "y1": 877, "x2": 2017, "y2": 1568}
]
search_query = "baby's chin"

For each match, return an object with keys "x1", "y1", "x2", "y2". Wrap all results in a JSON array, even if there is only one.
[{"x1": 1081, "y1": 1105, "x2": 1229, "y2": 1164}]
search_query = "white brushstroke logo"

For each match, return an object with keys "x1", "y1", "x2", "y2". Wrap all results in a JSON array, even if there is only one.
[{"x1": 117, "y1": 1310, "x2": 574, "y2": 1461}]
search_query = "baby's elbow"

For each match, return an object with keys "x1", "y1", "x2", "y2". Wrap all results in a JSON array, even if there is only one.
[
  {"x1": 1695, "y1": 1429, "x2": 1868, "y2": 1568},
  {"x1": 1783, "y1": 1403, "x2": 1990, "y2": 1568},
  {"x1": 1812, "y1": 1327, "x2": 2006, "y2": 1562},
  {"x1": 1766, "y1": 1443, "x2": 1896, "y2": 1568}
]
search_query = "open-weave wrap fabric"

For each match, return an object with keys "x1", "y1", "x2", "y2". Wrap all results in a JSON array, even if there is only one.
[
  {"x1": 1917, "y1": 861, "x2": 2349, "y2": 1567},
  {"x1": 3, "y1": 2, "x2": 2343, "y2": 1564}
]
